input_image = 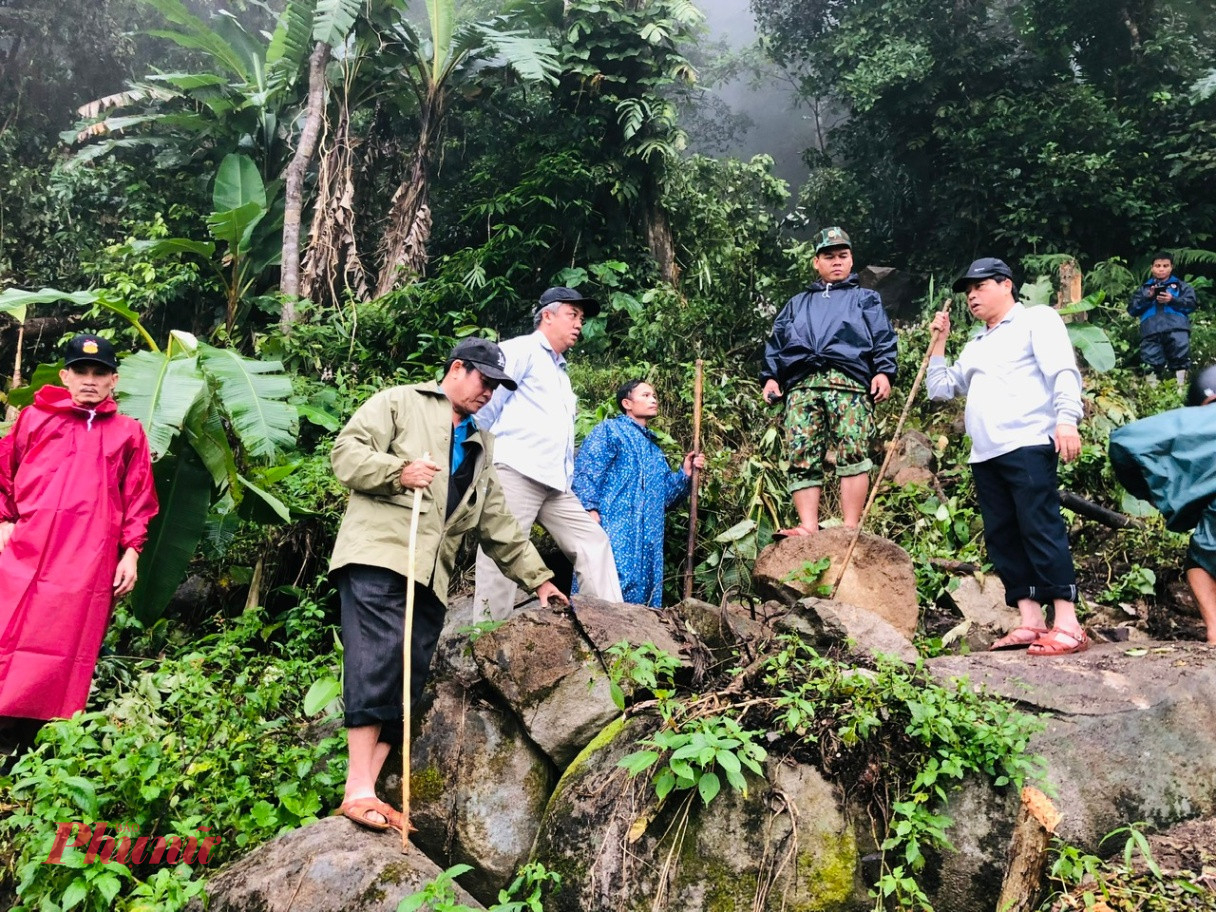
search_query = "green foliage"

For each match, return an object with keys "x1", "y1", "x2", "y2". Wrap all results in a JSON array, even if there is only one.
[
  {"x1": 397, "y1": 861, "x2": 561, "y2": 912},
  {"x1": 757, "y1": 638, "x2": 1044, "y2": 907},
  {"x1": 1040, "y1": 822, "x2": 1214, "y2": 911},
  {"x1": 605, "y1": 640, "x2": 682, "y2": 712},
  {"x1": 751, "y1": 0, "x2": 1216, "y2": 270},
  {"x1": 1099, "y1": 565, "x2": 1157, "y2": 604},
  {"x1": 0, "y1": 609, "x2": 345, "y2": 912},
  {"x1": 783, "y1": 556, "x2": 833, "y2": 596}
]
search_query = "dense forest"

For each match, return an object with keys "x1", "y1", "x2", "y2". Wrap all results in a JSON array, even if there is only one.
[{"x1": 2, "y1": 0, "x2": 1216, "y2": 909}]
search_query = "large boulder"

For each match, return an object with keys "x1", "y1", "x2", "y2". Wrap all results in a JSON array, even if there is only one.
[
  {"x1": 470, "y1": 597, "x2": 688, "y2": 767},
  {"x1": 531, "y1": 716, "x2": 867, "y2": 912},
  {"x1": 407, "y1": 676, "x2": 557, "y2": 902},
  {"x1": 753, "y1": 529, "x2": 919, "y2": 638},
  {"x1": 924, "y1": 643, "x2": 1216, "y2": 909},
  {"x1": 193, "y1": 816, "x2": 484, "y2": 912}
]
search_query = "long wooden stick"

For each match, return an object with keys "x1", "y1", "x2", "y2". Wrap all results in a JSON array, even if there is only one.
[
  {"x1": 683, "y1": 359, "x2": 704, "y2": 601},
  {"x1": 830, "y1": 304, "x2": 948, "y2": 599},
  {"x1": 401, "y1": 452, "x2": 428, "y2": 852}
]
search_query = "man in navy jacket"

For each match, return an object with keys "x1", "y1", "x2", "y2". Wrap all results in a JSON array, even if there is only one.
[
  {"x1": 1127, "y1": 250, "x2": 1198, "y2": 388},
  {"x1": 761, "y1": 227, "x2": 897, "y2": 536}
]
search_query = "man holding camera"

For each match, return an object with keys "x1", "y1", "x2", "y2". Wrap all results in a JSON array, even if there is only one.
[{"x1": 1128, "y1": 251, "x2": 1198, "y2": 388}]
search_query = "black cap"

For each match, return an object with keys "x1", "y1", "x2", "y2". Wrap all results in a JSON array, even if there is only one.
[
  {"x1": 536, "y1": 286, "x2": 601, "y2": 319},
  {"x1": 448, "y1": 338, "x2": 517, "y2": 391},
  {"x1": 63, "y1": 334, "x2": 119, "y2": 370},
  {"x1": 952, "y1": 257, "x2": 1014, "y2": 292}
]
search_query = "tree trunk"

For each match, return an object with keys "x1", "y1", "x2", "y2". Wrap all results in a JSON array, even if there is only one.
[
  {"x1": 280, "y1": 41, "x2": 331, "y2": 328},
  {"x1": 374, "y1": 95, "x2": 442, "y2": 298},
  {"x1": 301, "y1": 105, "x2": 370, "y2": 306},
  {"x1": 645, "y1": 201, "x2": 678, "y2": 285}
]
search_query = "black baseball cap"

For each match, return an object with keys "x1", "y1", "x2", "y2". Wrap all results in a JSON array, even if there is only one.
[
  {"x1": 448, "y1": 338, "x2": 517, "y2": 390},
  {"x1": 952, "y1": 258, "x2": 1014, "y2": 292},
  {"x1": 63, "y1": 334, "x2": 119, "y2": 370},
  {"x1": 536, "y1": 286, "x2": 601, "y2": 319}
]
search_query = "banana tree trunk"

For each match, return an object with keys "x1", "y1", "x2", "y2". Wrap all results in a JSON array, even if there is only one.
[
  {"x1": 280, "y1": 41, "x2": 331, "y2": 326},
  {"x1": 374, "y1": 93, "x2": 444, "y2": 298}
]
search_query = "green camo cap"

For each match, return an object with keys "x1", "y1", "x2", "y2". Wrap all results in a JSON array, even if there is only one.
[{"x1": 814, "y1": 226, "x2": 851, "y2": 253}]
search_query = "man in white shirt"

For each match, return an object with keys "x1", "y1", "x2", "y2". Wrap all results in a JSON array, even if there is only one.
[
  {"x1": 473, "y1": 287, "x2": 622, "y2": 619},
  {"x1": 928, "y1": 258, "x2": 1088, "y2": 656}
]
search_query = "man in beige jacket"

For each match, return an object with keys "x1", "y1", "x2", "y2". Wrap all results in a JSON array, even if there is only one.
[{"x1": 329, "y1": 338, "x2": 567, "y2": 836}]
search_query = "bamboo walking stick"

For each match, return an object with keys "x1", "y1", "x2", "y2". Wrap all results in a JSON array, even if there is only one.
[
  {"x1": 830, "y1": 304, "x2": 950, "y2": 599},
  {"x1": 683, "y1": 359, "x2": 704, "y2": 600},
  {"x1": 400, "y1": 451, "x2": 429, "y2": 852}
]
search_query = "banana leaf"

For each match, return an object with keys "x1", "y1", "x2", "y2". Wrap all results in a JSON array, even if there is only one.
[
  {"x1": 116, "y1": 351, "x2": 206, "y2": 460},
  {"x1": 0, "y1": 287, "x2": 98, "y2": 324},
  {"x1": 197, "y1": 343, "x2": 296, "y2": 460},
  {"x1": 6, "y1": 364, "x2": 63, "y2": 409},
  {"x1": 130, "y1": 443, "x2": 213, "y2": 624}
]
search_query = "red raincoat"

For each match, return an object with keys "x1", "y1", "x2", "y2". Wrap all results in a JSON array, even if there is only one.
[{"x1": 0, "y1": 385, "x2": 157, "y2": 720}]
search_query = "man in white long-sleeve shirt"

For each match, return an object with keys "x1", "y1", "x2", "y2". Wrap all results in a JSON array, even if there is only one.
[
  {"x1": 928, "y1": 258, "x2": 1088, "y2": 656},
  {"x1": 472, "y1": 287, "x2": 622, "y2": 619}
]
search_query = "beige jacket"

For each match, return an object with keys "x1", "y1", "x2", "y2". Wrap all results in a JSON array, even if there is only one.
[{"x1": 329, "y1": 383, "x2": 552, "y2": 603}]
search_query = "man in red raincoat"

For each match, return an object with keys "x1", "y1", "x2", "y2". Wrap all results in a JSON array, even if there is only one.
[{"x1": 0, "y1": 334, "x2": 157, "y2": 731}]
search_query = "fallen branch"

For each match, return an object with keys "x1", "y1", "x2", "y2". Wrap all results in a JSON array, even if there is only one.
[{"x1": 997, "y1": 786, "x2": 1062, "y2": 912}]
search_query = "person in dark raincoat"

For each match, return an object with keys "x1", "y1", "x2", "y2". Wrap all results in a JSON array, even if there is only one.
[
  {"x1": 1110, "y1": 364, "x2": 1216, "y2": 644},
  {"x1": 0, "y1": 334, "x2": 157, "y2": 728},
  {"x1": 572, "y1": 380, "x2": 704, "y2": 607}
]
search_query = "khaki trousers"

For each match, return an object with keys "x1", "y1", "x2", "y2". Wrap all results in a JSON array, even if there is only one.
[{"x1": 473, "y1": 465, "x2": 621, "y2": 619}]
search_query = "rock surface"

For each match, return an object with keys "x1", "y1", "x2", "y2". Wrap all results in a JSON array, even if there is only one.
[
  {"x1": 192, "y1": 816, "x2": 484, "y2": 912},
  {"x1": 201, "y1": 584, "x2": 1216, "y2": 912},
  {"x1": 407, "y1": 677, "x2": 556, "y2": 900},
  {"x1": 775, "y1": 597, "x2": 919, "y2": 663},
  {"x1": 753, "y1": 529, "x2": 919, "y2": 638},
  {"x1": 531, "y1": 716, "x2": 867, "y2": 912},
  {"x1": 925, "y1": 642, "x2": 1216, "y2": 909},
  {"x1": 471, "y1": 596, "x2": 687, "y2": 767}
]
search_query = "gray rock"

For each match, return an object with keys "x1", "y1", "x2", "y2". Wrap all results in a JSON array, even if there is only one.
[
  {"x1": 943, "y1": 574, "x2": 1018, "y2": 650},
  {"x1": 776, "y1": 598, "x2": 919, "y2": 664},
  {"x1": 880, "y1": 429, "x2": 937, "y2": 485},
  {"x1": 407, "y1": 677, "x2": 557, "y2": 903},
  {"x1": 754, "y1": 529, "x2": 919, "y2": 639},
  {"x1": 192, "y1": 816, "x2": 484, "y2": 912},
  {"x1": 471, "y1": 597, "x2": 687, "y2": 767},
  {"x1": 925, "y1": 643, "x2": 1216, "y2": 909}
]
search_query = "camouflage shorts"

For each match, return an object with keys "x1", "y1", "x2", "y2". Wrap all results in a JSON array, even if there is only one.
[{"x1": 783, "y1": 385, "x2": 875, "y2": 489}]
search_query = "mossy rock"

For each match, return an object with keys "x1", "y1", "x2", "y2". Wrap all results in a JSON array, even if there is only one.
[{"x1": 531, "y1": 713, "x2": 867, "y2": 911}]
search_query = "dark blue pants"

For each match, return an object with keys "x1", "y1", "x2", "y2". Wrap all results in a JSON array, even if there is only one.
[
  {"x1": 336, "y1": 564, "x2": 446, "y2": 743},
  {"x1": 1140, "y1": 330, "x2": 1190, "y2": 374},
  {"x1": 972, "y1": 445, "x2": 1077, "y2": 607}
]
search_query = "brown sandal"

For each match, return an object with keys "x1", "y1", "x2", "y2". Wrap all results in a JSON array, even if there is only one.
[
  {"x1": 990, "y1": 625, "x2": 1049, "y2": 651},
  {"x1": 1027, "y1": 627, "x2": 1089, "y2": 657},
  {"x1": 338, "y1": 797, "x2": 393, "y2": 833}
]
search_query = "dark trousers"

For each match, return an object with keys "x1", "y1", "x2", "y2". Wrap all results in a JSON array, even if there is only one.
[
  {"x1": 336, "y1": 564, "x2": 446, "y2": 743},
  {"x1": 972, "y1": 445, "x2": 1077, "y2": 606},
  {"x1": 1141, "y1": 330, "x2": 1190, "y2": 374}
]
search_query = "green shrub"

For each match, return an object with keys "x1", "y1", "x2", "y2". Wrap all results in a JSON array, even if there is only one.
[{"x1": 0, "y1": 609, "x2": 345, "y2": 912}]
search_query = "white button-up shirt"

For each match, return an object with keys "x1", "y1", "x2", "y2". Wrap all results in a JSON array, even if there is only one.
[
  {"x1": 475, "y1": 331, "x2": 578, "y2": 491},
  {"x1": 927, "y1": 303, "x2": 1084, "y2": 463}
]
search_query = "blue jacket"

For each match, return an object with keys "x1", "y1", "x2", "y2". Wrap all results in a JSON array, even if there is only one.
[
  {"x1": 572, "y1": 416, "x2": 690, "y2": 607},
  {"x1": 761, "y1": 274, "x2": 898, "y2": 391},
  {"x1": 1127, "y1": 275, "x2": 1197, "y2": 336}
]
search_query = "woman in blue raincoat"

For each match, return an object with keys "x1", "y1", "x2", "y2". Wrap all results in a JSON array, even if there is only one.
[{"x1": 573, "y1": 381, "x2": 704, "y2": 607}]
